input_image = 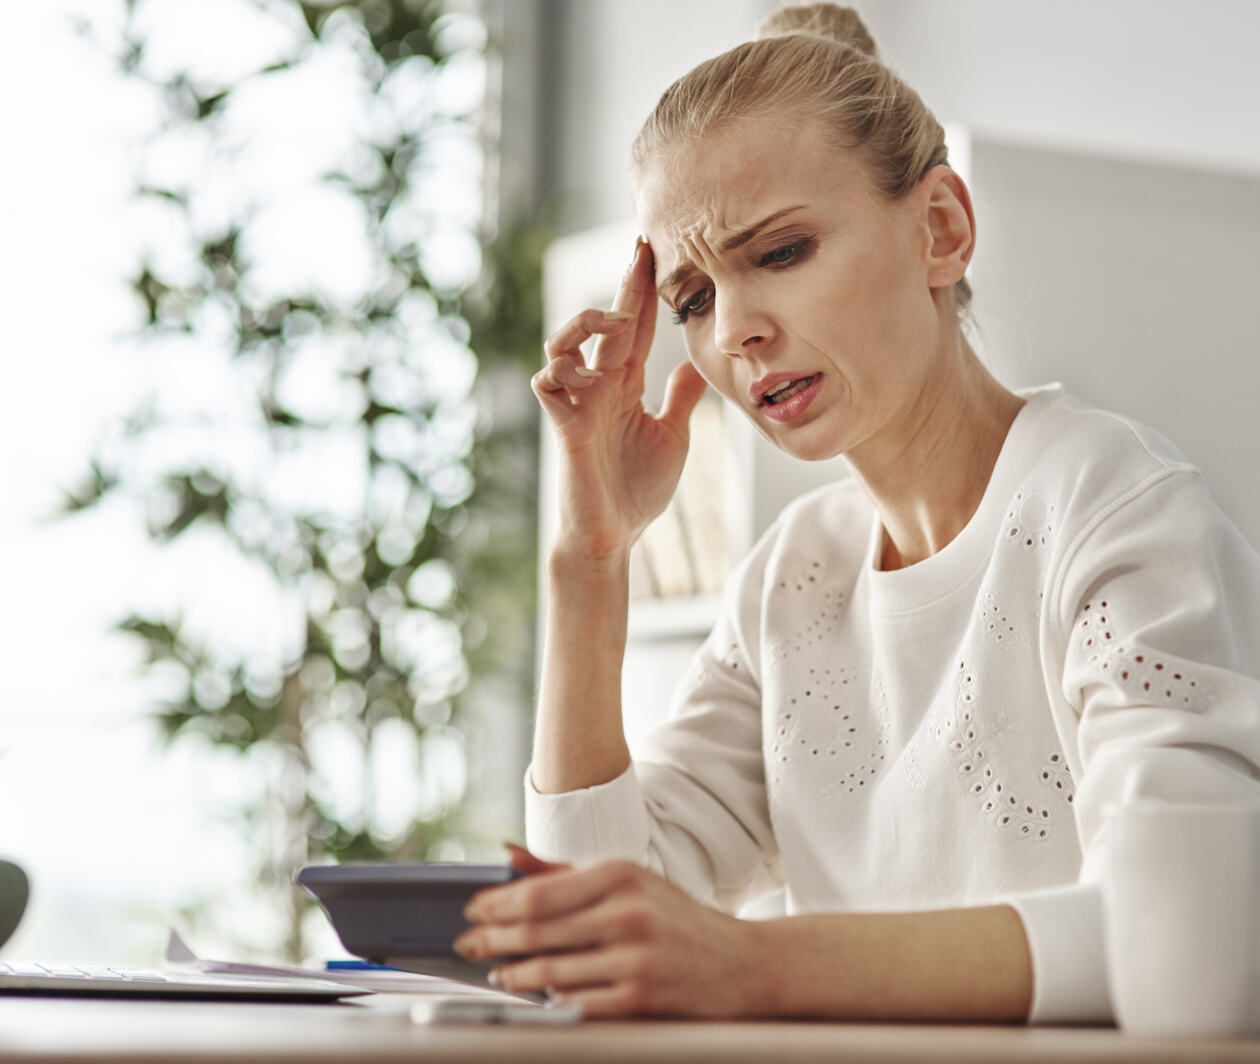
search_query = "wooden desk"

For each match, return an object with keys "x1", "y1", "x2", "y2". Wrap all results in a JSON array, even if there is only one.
[{"x1": 2, "y1": 995, "x2": 1259, "y2": 1063}]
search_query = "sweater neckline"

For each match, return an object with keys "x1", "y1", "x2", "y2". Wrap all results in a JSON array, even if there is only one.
[{"x1": 863, "y1": 383, "x2": 1063, "y2": 614}]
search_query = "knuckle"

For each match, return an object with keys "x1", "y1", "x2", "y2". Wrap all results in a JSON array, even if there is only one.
[
  {"x1": 530, "y1": 957, "x2": 555, "y2": 986},
  {"x1": 530, "y1": 368, "x2": 560, "y2": 398},
  {"x1": 619, "y1": 979, "x2": 650, "y2": 1014},
  {"x1": 502, "y1": 956, "x2": 546, "y2": 992},
  {"x1": 622, "y1": 946, "x2": 655, "y2": 982},
  {"x1": 516, "y1": 922, "x2": 544, "y2": 954},
  {"x1": 517, "y1": 883, "x2": 548, "y2": 921},
  {"x1": 605, "y1": 860, "x2": 642, "y2": 889},
  {"x1": 616, "y1": 903, "x2": 657, "y2": 939}
]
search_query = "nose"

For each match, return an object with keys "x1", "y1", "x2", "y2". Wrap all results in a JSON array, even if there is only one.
[{"x1": 712, "y1": 286, "x2": 773, "y2": 357}]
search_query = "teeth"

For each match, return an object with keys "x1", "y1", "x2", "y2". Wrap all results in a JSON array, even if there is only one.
[{"x1": 764, "y1": 376, "x2": 814, "y2": 404}]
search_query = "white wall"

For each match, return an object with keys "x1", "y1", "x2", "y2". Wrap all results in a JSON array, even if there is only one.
[
  {"x1": 542, "y1": 0, "x2": 769, "y2": 230},
  {"x1": 857, "y1": 0, "x2": 1260, "y2": 178}
]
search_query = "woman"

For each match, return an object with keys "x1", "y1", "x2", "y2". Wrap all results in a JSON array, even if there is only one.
[{"x1": 453, "y1": 4, "x2": 1260, "y2": 1022}]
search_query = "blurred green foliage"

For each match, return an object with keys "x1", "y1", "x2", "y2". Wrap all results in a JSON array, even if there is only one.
[{"x1": 63, "y1": 0, "x2": 544, "y2": 959}]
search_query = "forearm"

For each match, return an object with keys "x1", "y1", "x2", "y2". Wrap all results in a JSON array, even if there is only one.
[
  {"x1": 744, "y1": 905, "x2": 1033, "y2": 1022},
  {"x1": 531, "y1": 545, "x2": 634, "y2": 794}
]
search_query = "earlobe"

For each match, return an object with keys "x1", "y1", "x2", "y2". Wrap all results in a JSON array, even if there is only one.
[{"x1": 923, "y1": 166, "x2": 975, "y2": 289}]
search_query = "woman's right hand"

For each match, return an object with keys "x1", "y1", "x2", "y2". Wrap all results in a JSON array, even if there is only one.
[{"x1": 532, "y1": 238, "x2": 709, "y2": 564}]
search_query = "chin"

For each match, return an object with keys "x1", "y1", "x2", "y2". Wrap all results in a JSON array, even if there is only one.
[{"x1": 751, "y1": 418, "x2": 848, "y2": 464}]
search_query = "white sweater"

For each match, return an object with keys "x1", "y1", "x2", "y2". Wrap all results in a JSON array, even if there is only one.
[{"x1": 525, "y1": 384, "x2": 1260, "y2": 1023}]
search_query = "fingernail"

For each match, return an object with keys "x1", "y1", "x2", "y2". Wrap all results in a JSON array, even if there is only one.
[
  {"x1": 487, "y1": 968, "x2": 502, "y2": 988},
  {"x1": 574, "y1": 366, "x2": 601, "y2": 378},
  {"x1": 623, "y1": 236, "x2": 643, "y2": 280},
  {"x1": 602, "y1": 311, "x2": 634, "y2": 321}
]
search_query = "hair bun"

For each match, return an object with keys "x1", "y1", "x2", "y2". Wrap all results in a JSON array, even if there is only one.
[{"x1": 754, "y1": 3, "x2": 878, "y2": 58}]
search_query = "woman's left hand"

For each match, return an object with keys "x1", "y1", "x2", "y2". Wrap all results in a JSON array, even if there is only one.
[{"x1": 453, "y1": 844, "x2": 766, "y2": 1018}]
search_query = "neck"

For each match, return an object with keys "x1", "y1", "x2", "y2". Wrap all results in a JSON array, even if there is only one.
[{"x1": 847, "y1": 340, "x2": 1024, "y2": 572}]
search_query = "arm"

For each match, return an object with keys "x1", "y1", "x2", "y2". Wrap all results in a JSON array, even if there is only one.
[
  {"x1": 456, "y1": 847, "x2": 1031, "y2": 1021},
  {"x1": 751, "y1": 905, "x2": 1031, "y2": 1022},
  {"x1": 1009, "y1": 468, "x2": 1260, "y2": 1024},
  {"x1": 532, "y1": 550, "x2": 633, "y2": 794},
  {"x1": 529, "y1": 238, "x2": 708, "y2": 795}
]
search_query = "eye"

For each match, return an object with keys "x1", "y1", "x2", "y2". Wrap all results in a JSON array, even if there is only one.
[
  {"x1": 671, "y1": 286, "x2": 712, "y2": 325},
  {"x1": 759, "y1": 239, "x2": 812, "y2": 268}
]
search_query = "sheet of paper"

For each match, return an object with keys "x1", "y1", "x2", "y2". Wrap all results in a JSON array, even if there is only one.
[{"x1": 162, "y1": 930, "x2": 524, "y2": 998}]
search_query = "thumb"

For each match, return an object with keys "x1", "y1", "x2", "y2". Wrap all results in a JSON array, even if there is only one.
[
  {"x1": 657, "y1": 360, "x2": 708, "y2": 438},
  {"x1": 503, "y1": 841, "x2": 569, "y2": 877}
]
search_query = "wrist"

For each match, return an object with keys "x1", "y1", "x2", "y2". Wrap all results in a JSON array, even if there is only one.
[
  {"x1": 736, "y1": 916, "x2": 789, "y2": 1018},
  {"x1": 546, "y1": 540, "x2": 633, "y2": 581}
]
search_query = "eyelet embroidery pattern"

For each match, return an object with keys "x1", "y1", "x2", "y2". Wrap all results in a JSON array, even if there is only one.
[
  {"x1": 1100, "y1": 646, "x2": 1218, "y2": 713},
  {"x1": 675, "y1": 630, "x2": 743, "y2": 707},
  {"x1": 950, "y1": 662, "x2": 1053, "y2": 841},
  {"x1": 1076, "y1": 599, "x2": 1117, "y2": 655},
  {"x1": 770, "y1": 664, "x2": 889, "y2": 794},
  {"x1": 1005, "y1": 491, "x2": 1055, "y2": 551},
  {"x1": 774, "y1": 552, "x2": 826, "y2": 594},
  {"x1": 771, "y1": 585, "x2": 847, "y2": 662},
  {"x1": 979, "y1": 593, "x2": 1030, "y2": 656},
  {"x1": 1077, "y1": 599, "x2": 1219, "y2": 713},
  {"x1": 1040, "y1": 752, "x2": 1074, "y2": 806},
  {"x1": 901, "y1": 744, "x2": 926, "y2": 793}
]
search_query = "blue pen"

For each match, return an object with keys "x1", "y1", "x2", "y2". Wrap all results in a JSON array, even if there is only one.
[{"x1": 325, "y1": 960, "x2": 402, "y2": 972}]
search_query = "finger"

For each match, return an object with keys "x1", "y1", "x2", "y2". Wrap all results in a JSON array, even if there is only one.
[
  {"x1": 531, "y1": 366, "x2": 583, "y2": 420},
  {"x1": 491, "y1": 945, "x2": 633, "y2": 998},
  {"x1": 465, "y1": 859, "x2": 642, "y2": 925},
  {"x1": 608, "y1": 237, "x2": 648, "y2": 317},
  {"x1": 544, "y1": 309, "x2": 633, "y2": 368},
  {"x1": 532, "y1": 357, "x2": 603, "y2": 395},
  {"x1": 594, "y1": 239, "x2": 656, "y2": 374},
  {"x1": 455, "y1": 903, "x2": 609, "y2": 963},
  {"x1": 622, "y1": 243, "x2": 659, "y2": 377},
  {"x1": 549, "y1": 982, "x2": 644, "y2": 1018},
  {"x1": 657, "y1": 360, "x2": 708, "y2": 438},
  {"x1": 503, "y1": 842, "x2": 568, "y2": 877}
]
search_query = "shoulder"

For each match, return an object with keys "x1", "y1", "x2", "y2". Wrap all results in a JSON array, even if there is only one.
[
  {"x1": 725, "y1": 478, "x2": 872, "y2": 600},
  {"x1": 1012, "y1": 388, "x2": 1260, "y2": 631},
  {"x1": 764, "y1": 476, "x2": 874, "y2": 565},
  {"x1": 1009, "y1": 385, "x2": 1201, "y2": 531}
]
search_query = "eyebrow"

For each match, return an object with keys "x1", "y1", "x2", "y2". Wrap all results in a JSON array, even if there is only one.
[{"x1": 657, "y1": 205, "x2": 808, "y2": 297}]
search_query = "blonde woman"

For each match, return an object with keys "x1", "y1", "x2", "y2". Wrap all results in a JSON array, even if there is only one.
[{"x1": 454, "y1": 4, "x2": 1260, "y2": 1023}]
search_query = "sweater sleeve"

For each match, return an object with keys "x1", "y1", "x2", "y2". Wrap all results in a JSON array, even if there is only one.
[
  {"x1": 1014, "y1": 468, "x2": 1260, "y2": 1024},
  {"x1": 524, "y1": 529, "x2": 781, "y2": 913}
]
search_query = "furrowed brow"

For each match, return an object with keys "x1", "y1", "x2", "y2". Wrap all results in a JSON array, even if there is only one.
[{"x1": 657, "y1": 205, "x2": 808, "y2": 297}]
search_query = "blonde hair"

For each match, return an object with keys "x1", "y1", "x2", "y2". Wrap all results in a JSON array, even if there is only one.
[{"x1": 632, "y1": 2, "x2": 972, "y2": 313}]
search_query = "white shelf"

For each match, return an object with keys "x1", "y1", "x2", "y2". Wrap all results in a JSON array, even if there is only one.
[{"x1": 627, "y1": 594, "x2": 724, "y2": 643}]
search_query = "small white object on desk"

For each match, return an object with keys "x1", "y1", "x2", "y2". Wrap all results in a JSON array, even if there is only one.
[{"x1": 410, "y1": 997, "x2": 584, "y2": 1025}]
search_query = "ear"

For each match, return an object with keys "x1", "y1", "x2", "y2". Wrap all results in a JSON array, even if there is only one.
[{"x1": 919, "y1": 165, "x2": 975, "y2": 289}]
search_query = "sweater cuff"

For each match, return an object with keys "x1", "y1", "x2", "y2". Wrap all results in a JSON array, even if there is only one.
[
  {"x1": 523, "y1": 763, "x2": 651, "y2": 866},
  {"x1": 1002, "y1": 883, "x2": 1114, "y2": 1025}
]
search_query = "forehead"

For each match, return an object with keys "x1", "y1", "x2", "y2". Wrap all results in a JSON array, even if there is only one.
[{"x1": 635, "y1": 115, "x2": 868, "y2": 271}]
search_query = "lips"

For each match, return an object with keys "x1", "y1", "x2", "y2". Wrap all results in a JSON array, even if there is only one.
[
  {"x1": 751, "y1": 372, "x2": 821, "y2": 407},
  {"x1": 750, "y1": 372, "x2": 824, "y2": 424}
]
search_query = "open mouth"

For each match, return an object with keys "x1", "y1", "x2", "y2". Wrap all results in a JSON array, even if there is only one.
[{"x1": 761, "y1": 375, "x2": 820, "y2": 406}]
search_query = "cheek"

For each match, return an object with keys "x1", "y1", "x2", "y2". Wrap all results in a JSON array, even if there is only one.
[{"x1": 682, "y1": 330, "x2": 739, "y2": 394}]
